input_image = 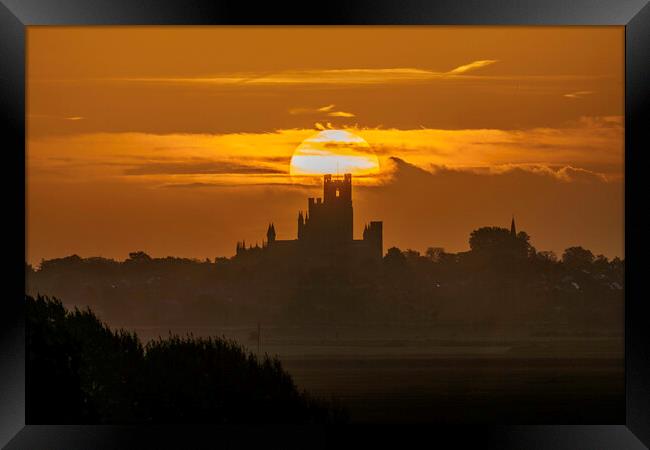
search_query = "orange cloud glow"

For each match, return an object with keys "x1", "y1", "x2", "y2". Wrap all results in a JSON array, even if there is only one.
[{"x1": 26, "y1": 26, "x2": 624, "y2": 263}]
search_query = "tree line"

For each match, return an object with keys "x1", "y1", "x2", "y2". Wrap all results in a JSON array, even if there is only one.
[{"x1": 26, "y1": 226, "x2": 623, "y2": 332}]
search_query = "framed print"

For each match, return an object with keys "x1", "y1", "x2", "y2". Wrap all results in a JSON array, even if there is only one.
[{"x1": 1, "y1": 0, "x2": 649, "y2": 448}]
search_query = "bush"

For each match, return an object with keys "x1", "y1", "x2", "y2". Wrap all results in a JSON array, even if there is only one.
[{"x1": 26, "y1": 295, "x2": 347, "y2": 424}]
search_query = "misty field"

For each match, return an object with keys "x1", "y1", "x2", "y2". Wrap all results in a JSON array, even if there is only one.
[{"x1": 130, "y1": 323, "x2": 623, "y2": 423}]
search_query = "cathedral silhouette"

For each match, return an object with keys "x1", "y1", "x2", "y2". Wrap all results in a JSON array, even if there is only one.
[{"x1": 236, "y1": 174, "x2": 383, "y2": 263}]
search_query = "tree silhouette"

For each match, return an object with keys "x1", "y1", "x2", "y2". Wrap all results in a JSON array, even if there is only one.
[
  {"x1": 536, "y1": 250, "x2": 558, "y2": 263},
  {"x1": 26, "y1": 295, "x2": 347, "y2": 424},
  {"x1": 469, "y1": 227, "x2": 511, "y2": 251},
  {"x1": 562, "y1": 246, "x2": 595, "y2": 272},
  {"x1": 127, "y1": 251, "x2": 152, "y2": 263},
  {"x1": 425, "y1": 247, "x2": 445, "y2": 262},
  {"x1": 468, "y1": 227, "x2": 531, "y2": 266}
]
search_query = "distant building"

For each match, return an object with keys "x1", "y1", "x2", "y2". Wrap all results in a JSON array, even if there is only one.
[{"x1": 236, "y1": 173, "x2": 383, "y2": 263}]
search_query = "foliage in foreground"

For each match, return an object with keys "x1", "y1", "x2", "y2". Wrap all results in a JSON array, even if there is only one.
[{"x1": 26, "y1": 295, "x2": 347, "y2": 424}]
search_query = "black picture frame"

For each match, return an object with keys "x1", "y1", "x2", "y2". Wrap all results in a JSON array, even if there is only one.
[{"x1": 1, "y1": 0, "x2": 648, "y2": 448}]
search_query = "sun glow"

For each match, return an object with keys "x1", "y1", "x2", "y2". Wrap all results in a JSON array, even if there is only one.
[{"x1": 289, "y1": 130, "x2": 380, "y2": 178}]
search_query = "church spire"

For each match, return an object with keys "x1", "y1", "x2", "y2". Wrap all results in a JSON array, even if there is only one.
[
  {"x1": 510, "y1": 215, "x2": 517, "y2": 237},
  {"x1": 267, "y1": 223, "x2": 276, "y2": 244},
  {"x1": 297, "y1": 212, "x2": 305, "y2": 240}
]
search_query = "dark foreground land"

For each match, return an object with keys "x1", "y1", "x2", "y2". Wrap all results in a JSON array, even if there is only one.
[
  {"x1": 25, "y1": 229, "x2": 624, "y2": 423},
  {"x1": 283, "y1": 356, "x2": 623, "y2": 423},
  {"x1": 26, "y1": 296, "x2": 346, "y2": 424},
  {"x1": 131, "y1": 324, "x2": 624, "y2": 424}
]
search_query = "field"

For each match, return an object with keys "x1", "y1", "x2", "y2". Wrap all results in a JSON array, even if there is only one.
[{"x1": 130, "y1": 323, "x2": 624, "y2": 423}]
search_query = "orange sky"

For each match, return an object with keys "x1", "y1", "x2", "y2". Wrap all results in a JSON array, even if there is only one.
[{"x1": 27, "y1": 27, "x2": 624, "y2": 264}]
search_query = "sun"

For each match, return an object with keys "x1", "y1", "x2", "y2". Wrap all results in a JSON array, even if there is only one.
[{"x1": 289, "y1": 130, "x2": 380, "y2": 177}]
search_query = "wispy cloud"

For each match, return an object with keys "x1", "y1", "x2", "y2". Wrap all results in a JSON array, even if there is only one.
[
  {"x1": 388, "y1": 156, "x2": 609, "y2": 184},
  {"x1": 29, "y1": 114, "x2": 85, "y2": 121},
  {"x1": 289, "y1": 104, "x2": 355, "y2": 121},
  {"x1": 123, "y1": 160, "x2": 285, "y2": 176},
  {"x1": 79, "y1": 60, "x2": 508, "y2": 87},
  {"x1": 34, "y1": 59, "x2": 616, "y2": 92},
  {"x1": 160, "y1": 181, "x2": 314, "y2": 189},
  {"x1": 328, "y1": 111, "x2": 355, "y2": 118},
  {"x1": 28, "y1": 115, "x2": 622, "y2": 188},
  {"x1": 315, "y1": 122, "x2": 337, "y2": 131},
  {"x1": 290, "y1": 105, "x2": 327, "y2": 115},
  {"x1": 290, "y1": 104, "x2": 355, "y2": 118},
  {"x1": 463, "y1": 163, "x2": 609, "y2": 183},
  {"x1": 563, "y1": 90, "x2": 594, "y2": 99},
  {"x1": 447, "y1": 59, "x2": 498, "y2": 75},
  {"x1": 354, "y1": 116, "x2": 622, "y2": 180}
]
